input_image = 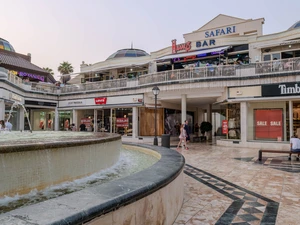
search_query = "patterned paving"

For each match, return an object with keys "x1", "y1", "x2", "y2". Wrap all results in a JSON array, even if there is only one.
[
  {"x1": 234, "y1": 156, "x2": 300, "y2": 173},
  {"x1": 184, "y1": 164, "x2": 279, "y2": 225}
]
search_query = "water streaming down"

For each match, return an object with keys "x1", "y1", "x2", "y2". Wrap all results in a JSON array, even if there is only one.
[
  {"x1": 5, "y1": 101, "x2": 32, "y2": 132},
  {"x1": 0, "y1": 147, "x2": 158, "y2": 213}
]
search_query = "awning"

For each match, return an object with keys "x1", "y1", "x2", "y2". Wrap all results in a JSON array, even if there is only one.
[{"x1": 156, "y1": 46, "x2": 231, "y2": 61}]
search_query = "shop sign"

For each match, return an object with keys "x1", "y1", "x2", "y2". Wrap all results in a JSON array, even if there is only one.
[
  {"x1": 172, "y1": 39, "x2": 191, "y2": 54},
  {"x1": 279, "y1": 40, "x2": 300, "y2": 46},
  {"x1": 262, "y1": 82, "x2": 300, "y2": 97},
  {"x1": 94, "y1": 97, "x2": 107, "y2": 105},
  {"x1": 255, "y1": 109, "x2": 282, "y2": 139},
  {"x1": 196, "y1": 39, "x2": 216, "y2": 48},
  {"x1": 10, "y1": 93, "x2": 22, "y2": 102},
  {"x1": 25, "y1": 100, "x2": 57, "y2": 107},
  {"x1": 8, "y1": 70, "x2": 18, "y2": 76},
  {"x1": 133, "y1": 98, "x2": 143, "y2": 103},
  {"x1": 204, "y1": 26, "x2": 236, "y2": 38},
  {"x1": 18, "y1": 72, "x2": 45, "y2": 82},
  {"x1": 68, "y1": 101, "x2": 84, "y2": 105},
  {"x1": 116, "y1": 118, "x2": 129, "y2": 127},
  {"x1": 222, "y1": 120, "x2": 228, "y2": 134}
]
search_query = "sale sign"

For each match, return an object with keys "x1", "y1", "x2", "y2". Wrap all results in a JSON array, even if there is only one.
[
  {"x1": 255, "y1": 109, "x2": 282, "y2": 139},
  {"x1": 222, "y1": 120, "x2": 228, "y2": 134},
  {"x1": 80, "y1": 118, "x2": 91, "y2": 128},
  {"x1": 116, "y1": 118, "x2": 129, "y2": 128}
]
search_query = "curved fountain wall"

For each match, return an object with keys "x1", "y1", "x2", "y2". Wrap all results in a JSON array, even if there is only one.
[
  {"x1": 0, "y1": 133, "x2": 121, "y2": 197},
  {"x1": 0, "y1": 143, "x2": 185, "y2": 225}
]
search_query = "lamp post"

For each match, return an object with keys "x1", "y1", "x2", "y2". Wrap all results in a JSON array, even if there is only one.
[{"x1": 152, "y1": 86, "x2": 160, "y2": 145}]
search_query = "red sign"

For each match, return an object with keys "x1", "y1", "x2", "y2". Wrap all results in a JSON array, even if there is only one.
[
  {"x1": 172, "y1": 39, "x2": 191, "y2": 54},
  {"x1": 116, "y1": 118, "x2": 129, "y2": 128},
  {"x1": 94, "y1": 97, "x2": 107, "y2": 105},
  {"x1": 255, "y1": 109, "x2": 282, "y2": 139},
  {"x1": 222, "y1": 120, "x2": 228, "y2": 134},
  {"x1": 80, "y1": 118, "x2": 91, "y2": 128}
]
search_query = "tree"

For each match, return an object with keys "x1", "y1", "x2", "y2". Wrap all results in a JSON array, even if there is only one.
[
  {"x1": 200, "y1": 121, "x2": 212, "y2": 136},
  {"x1": 43, "y1": 67, "x2": 54, "y2": 76},
  {"x1": 58, "y1": 61, "x2": 73, "y2": 84}
]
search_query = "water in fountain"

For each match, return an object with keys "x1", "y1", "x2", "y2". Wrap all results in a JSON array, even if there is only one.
[
  {"x1": 0, "y1": 147, "x2": 158, "y2": 213},
  {"x1": 5, "y1": 101, "x2": 32, "y2": 132}
]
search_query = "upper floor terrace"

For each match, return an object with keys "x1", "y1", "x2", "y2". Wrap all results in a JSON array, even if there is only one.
[{"x1": 1, "y1": 57, "x2": 300, "y2": 97}]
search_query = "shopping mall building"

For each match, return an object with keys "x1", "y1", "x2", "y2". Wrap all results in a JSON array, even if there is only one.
[{"x1": 1, "y1": 14, "x2": 300, "y2": 150}]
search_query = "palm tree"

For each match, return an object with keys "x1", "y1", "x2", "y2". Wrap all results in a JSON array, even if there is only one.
[
  {"x1": 58, "y1": 61, "x2": 73, "y2": 84},
  {"x1": 43, "y1": 67, "x2": 54, "y2": 76}
]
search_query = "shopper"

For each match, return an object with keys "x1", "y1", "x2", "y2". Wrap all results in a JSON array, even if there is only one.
[
  {"x1": 184, "y1": 120, "x2": 190, "y2": 148},
  {"x1": 177, "y1": 124, "x2": 188, "y2": 151},
  {"x1": 289, "y1": 134, "x2": 300, "y2": 160},
  {"x1": 5, "y1": 121, "x2": 12, "y2": 131}
]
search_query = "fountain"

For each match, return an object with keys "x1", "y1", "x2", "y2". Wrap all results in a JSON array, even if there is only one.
[
  {"x1": 5, "y1": 101, "x2": 32, "y2": 132},
  {"x1": 0, "y1": 103, "x2": 185, "y2": 224}
]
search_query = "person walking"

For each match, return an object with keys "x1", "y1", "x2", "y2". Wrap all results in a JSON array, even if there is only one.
[
  {"x1": 177, "y1": 124, "x2": 188, "y2": 151},
  {"x1": 184, "y1": 120, "x2": 190, "y2": 149}
]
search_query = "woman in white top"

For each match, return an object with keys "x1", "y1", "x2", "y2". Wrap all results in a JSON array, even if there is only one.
[{"x1": 177, "y1": 124, "x2": 188, "y2": 151}]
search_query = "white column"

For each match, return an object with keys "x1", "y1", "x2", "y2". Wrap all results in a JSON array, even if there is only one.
[
  {"x1": 19, "y1": 107, "x2": 24, "y2": 131},
  {"x1": 198, "y1": 108, "x2": 204, "y2": 124},
  {"x1": 289, "y1": 100, "x2": 293, "y2": 139},
  {"x1": 205, "y1": 104, "x2": 212, "y2": 139},
  {"x1": 132, "y1": 107, "x2": 138, "y2": 138},
  {"x1": 0, "y1": 100, "x2": 5, "y2": 120},
  {"x1": 181, "y1": 94, "x2": 187, "y2": 124},
  {"x1": 72, "y1": 109, "x2": 77, "y2": 126},
  {"x1": 55, "y1": 107, "x2": 59, "y2": 131},
  {"x1": 240, "y1": 102, "x2": 248, "y2": 143},
  {"x1": 110, "y1": 108, "x2": 113, "y2": 134},
  {"x1": 94, "y1": 109, "x2": 97, "y2": 132}
]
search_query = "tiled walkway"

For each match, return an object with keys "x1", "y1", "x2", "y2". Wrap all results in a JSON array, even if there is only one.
[{"x1": 172, "y1": 142, "x2": 300, "y2": 225}]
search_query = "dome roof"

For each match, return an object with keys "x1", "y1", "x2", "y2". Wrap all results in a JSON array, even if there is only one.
[
  {"x1": 0, "y1": 38, "x2": 15, "y2": 52},
  {"x1": 107, "y1": 48, "x2": 149, "y2": 60},
  {"x1": 288, "y1": 21, "x2": 300, "y2": 30}
]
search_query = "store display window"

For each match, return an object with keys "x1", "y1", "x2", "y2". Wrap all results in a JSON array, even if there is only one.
[{"x1": 226, "y1": 103, "x2": 240, "y2": 139}]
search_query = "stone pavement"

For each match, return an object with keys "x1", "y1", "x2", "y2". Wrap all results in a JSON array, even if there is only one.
[{"x1": 171, "y1": 141, "x2": 300, "y2": 225}]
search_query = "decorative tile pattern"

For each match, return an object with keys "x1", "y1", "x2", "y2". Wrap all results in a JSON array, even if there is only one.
[
  {"x1": 184, "y1": 164, "x2": 279, "y2": 225},
  {"x1": 234, "y1": 156, "x2": 300, "y2": 173}
]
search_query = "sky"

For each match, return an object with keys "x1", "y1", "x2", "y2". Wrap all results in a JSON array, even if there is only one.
[{"x1": 1, "y1": 0, "x2": 300, "y2": 79}]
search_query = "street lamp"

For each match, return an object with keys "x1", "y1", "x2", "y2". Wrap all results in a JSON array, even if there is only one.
[{"x1": 152, "y1": 86, "x2": 160, "y2": 146}]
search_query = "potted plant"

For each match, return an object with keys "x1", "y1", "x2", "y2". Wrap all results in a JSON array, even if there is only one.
[{"x1": 200, "y1": 121, "x2": 212, "y2": 141}]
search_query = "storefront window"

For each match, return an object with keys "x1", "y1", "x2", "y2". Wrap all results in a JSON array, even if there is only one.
[
  {"x1": 59, "y1": 111, "x2": 73, "y2": 131},
  {"x1": 291, "y1": 101, "x2": 300, "y2": 139},
  {"x1": 30, "y1": 109, "x2": 55, "y2": 131},
  {"x1": 247, "y1": 101, "x2": 288, "y2": 141},
  {"x1": 272, "y1": 53, "x2": 281, "y2": 60},
  {"x1": 226, "y1": 104, "x2": 240, "y2": 139},
  {"x1": 114, "y1": 108, "x2": 132, "y2": 136},
  {"x1": 263, "y1": 54, "x2": 271, "y2": 61},
  {"x1": 164, "y1": 109, "x2": 194, "y2": 136}
]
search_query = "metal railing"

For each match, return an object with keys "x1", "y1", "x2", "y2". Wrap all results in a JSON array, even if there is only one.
[{"x1": 1, "y1": 57, "x2": 300, "y2": 94}]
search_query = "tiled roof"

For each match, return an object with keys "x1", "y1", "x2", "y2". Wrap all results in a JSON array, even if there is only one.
[{"x1": 0, "y1": 49, "x2": 47, "y2": 74}]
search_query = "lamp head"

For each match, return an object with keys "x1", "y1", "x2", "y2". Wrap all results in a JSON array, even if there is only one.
[{"x1": 152, "y1": 86, "x2": 160, "y2": 96}]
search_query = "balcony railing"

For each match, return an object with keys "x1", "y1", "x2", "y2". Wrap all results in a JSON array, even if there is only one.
[{"x1": 1, "y1": 57, "x2": 300, "y2": 94}]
